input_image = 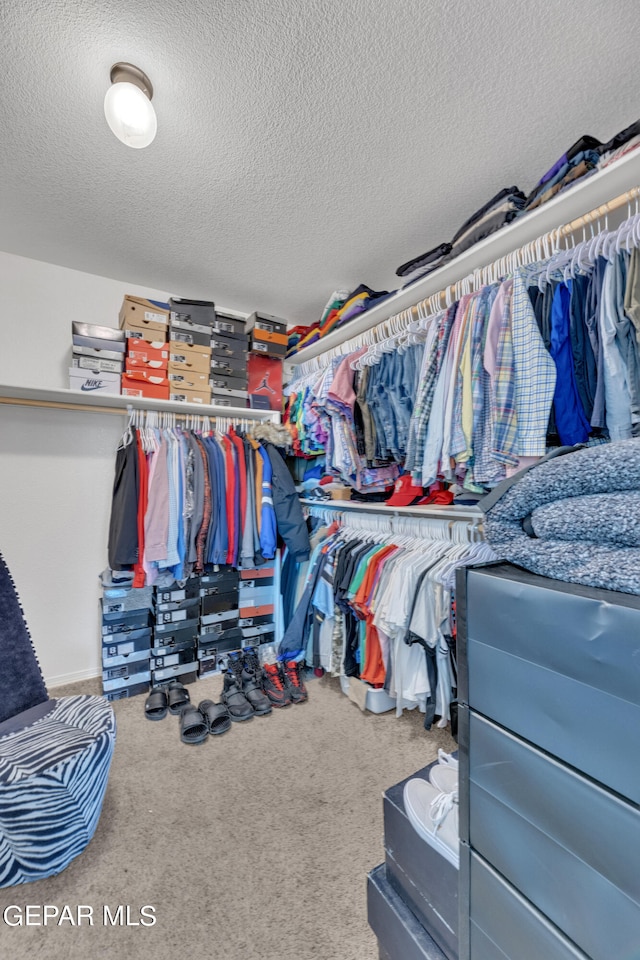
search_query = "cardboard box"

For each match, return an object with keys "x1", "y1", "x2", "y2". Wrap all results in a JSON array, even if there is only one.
[
  {"x1": 252, "y1": 327, "x2": 288, "y2": 346},
  {"x1": 126, "y1": 339, "x2": 169, "y2": 364},
  {"x1": 249, "y1": 337, "x2": 287, "y2": 358},
  {"x1": 121, "y1": 371, "x2": 169, "y2": 400},
  {"x1": 155, "y1": 578, "x2": 201, "y2": 604},
  {"x1": 69, "y1": 368, "x2": 121, "y2": 395},
  {"x1": 167, "y1": 368, "x2": 210, "y2": 391},
  {"x1": 238, "y1": 603, "x2": 275, "y2": 619},
  {"x1": 210, "y1": 331, "x2": 248, "y2": 356},
  {"x1": 72, "y1": 333, "x2": 126, "y2": 353},
  {"x1": 240, "y1": 566, "x2": 276, "y2": 580},
  {"x1": 101, "y1": 610, "x2": 151, "y2": 635},
  {"x1": 169, "y1": 322, "x2": 212, "y2": 348},
  {"x1": 73, "y1": 344, "x2": 124, "y2": 362},
  {"x1": 247, "y1": 354, "x2": 283, "y2": 410},
  {"x1": 119, "y1": 295, "x2": 170, "y2": 332},
  {"x1": 169, "y1": 298, "x2": 216, "y2": 327},
  {"x1": 153, "y1": 619, "x2": 199, "y2": 644},
  {"x1": 201, "y1": 591, "x2": 239, "y2": 616},
  {"x1": 210, "y1": 392, "x2": 248, "y2": 409},
  {"x1": 169, "y1": 341, "x2": 212, "y2": 374},
  {"x1": 72, "y1": 354, "x2": 123, "y2": 373},
  {"x1": 72, "y1": 322, "x2": 125, "y2": 344},
  {"x1": 210, "y1": 313, "x2": 246, "y2": 339},
  {"x1": 246, "y1": 311, "x2": 288, "y2": 336},
  {"x1": 169, "y1": 387, "x2": 212, "y2": 405},
  {"x1": 125, "y1": 356, "x2": 168, "y2": 373},
  {"x1": 103, "y1": 679, "x2": 150, "y2": 702}
]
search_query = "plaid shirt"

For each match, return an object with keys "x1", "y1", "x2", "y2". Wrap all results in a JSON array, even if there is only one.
[
  {"x1": 490, "y1": 279, "x2": 520, "y2": 466},
  {"x1": 410, "y1": 305, "x2": 457, "y2": 480}
]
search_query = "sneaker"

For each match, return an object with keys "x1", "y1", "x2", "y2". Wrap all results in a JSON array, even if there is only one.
[
  {"x1": 221, "y1": 670, "x2": 254, "y2": 722},
  {"x1": 403, "y1": 778, "x2": 459, "y2": 868},
  {"x1": 241, "y1": 665, "x2": 272, "y2": 716},
  {"x1": 429, "y1": 749, "x2": 459, "y2": 794},
  {"x1": 261, "y1": 662, "x2": 292, "y2": 708},
  {"x1": 242, "y1": 646, "x2": 261, "y2": 676},
  {"x1": 283, "y1": 660, "x2": 308, "y2": 704}
]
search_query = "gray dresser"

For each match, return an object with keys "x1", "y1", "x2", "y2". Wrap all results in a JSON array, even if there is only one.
[{"x1": 456, "y1": 562, "x2": 640, "y2": 960}]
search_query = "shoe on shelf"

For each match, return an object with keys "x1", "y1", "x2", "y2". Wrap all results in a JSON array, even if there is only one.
[
  {"x1": 261, "y1": 662, "x2": 292, "y2": 708},
  {"x1": 241, "y1": 665, "x2": 272, "y2": 716},
  {"x1": 220, "y1": 670, "x2": 254, "y2": 722},
  {"x1": 283, "y1": 660, "x2": 308, "y2": 704},
  {"x1": 429, "y1": 749, "x2": 459, "y2": 794},
  {"x1": 403, "y1": 778, "x2": 459, "y2": 868}
]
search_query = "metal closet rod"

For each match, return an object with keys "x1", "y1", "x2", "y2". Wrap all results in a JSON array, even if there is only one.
[{"x1": 0, "y1": 396, "x2": 276, "y2": 421}]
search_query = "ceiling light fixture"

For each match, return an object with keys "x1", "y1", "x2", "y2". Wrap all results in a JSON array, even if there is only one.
[{"x1": 104, "y1": 62, "x2": 157, "y2": 149}]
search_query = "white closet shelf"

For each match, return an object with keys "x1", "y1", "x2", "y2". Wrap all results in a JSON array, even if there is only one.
[
  {"x1": 0, "y1": 383, "x2": 281, "y2": 421},
  {"x1": 288, "y1": 149, "x2": 640, "y2": 364},
  {"x1": 300, "y1": 497, "x2": 482, "y2": 520}
]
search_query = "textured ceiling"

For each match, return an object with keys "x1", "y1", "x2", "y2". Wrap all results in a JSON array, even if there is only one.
[{"x1": 2, "y1": 0, "x2": 640, "y2": 324}]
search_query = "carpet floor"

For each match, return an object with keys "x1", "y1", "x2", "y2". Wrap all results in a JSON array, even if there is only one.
[{"x1": 0, "y1": 673, "x2": 455, "y2": 960}]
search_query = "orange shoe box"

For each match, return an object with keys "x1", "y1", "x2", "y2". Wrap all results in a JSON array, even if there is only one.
[
  {"x1": 238, "y1": 604, "x2": 275, "y2": 618},
  {"x1": 121, "y1": 371, "x2": 170, "y2": 400},
  {"x1": 126, "y1": 339, "x2": 169, "y2": 365}
]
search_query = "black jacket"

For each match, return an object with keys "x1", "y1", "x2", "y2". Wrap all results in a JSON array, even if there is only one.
[{"x1": 263, "y1": 443, "x2": 310, "y2": 561}]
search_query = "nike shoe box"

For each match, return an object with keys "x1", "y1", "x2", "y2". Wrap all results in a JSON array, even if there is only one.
[
  {"x1": 210, "y1": 312, "x2": 246, "y2": 340},
  {"x1": 154, "y1": 594, "x2": 201, "y2": 616},
  {"x1": 101, "y1": 610, "x2": 152, "y2": 636},
  {"x1": 153, "y1": 619, "x2": 199, "y2": 647},
  {"x1": 155, "y1": 600, "x2": 201, "y2": 625},
  {"x1": 237, "y1": 585, "x2": 273, "y2": 607},
  {"x1": 103, "y1": 585, "x2": 154, "y2": 613},
  {"x1": 210, "y1": 391, "x2": 248, "y2": 409},
  {"x1": 249, "y1": 337, "x2": 287, "y2": 359},
  {"x1": 102, "y1": 627, "x2": 152, "y2": 662},
  {"x1": 169, "y1": 341, "x2": 212, "y2": 374},
  {"x1": 72, "y1": 333, "x2": 126, "y2": 354},
  {"x1": 169, "y1": 386, "x2": 212, "y2": 405},
  {"x1": 210, "y1": 352, "x2": 247, "y2": 376},
  {"x1": 240, "y1": 566, "x2": 275, "y2": 581},
  {"x1": 72, "y1": 354, "x2": 123, "y2": 374},
  {"x1": 197, "y1": 626, "x2": 244, "y2": 656},
  {"x1": 102, "y1": 646, "x2": 151, "y2": 672},
  {"x1": 155, "y1": 578, "x2": 201, "y2": 604},
  {"x1": 126, "y1": 339, "x2": 170, "y2": 365},
  {"x1": 198, "y1": 620, "x2": 242, "y2": 641},
  {"x1": 169, "y1": 298, "x2": 216, "y2": 328},
  {"x1": 208, "y1": 373, "x2": 248, "y2": 393},
  {"x1": 69, "y1": 368, "x2": 121, "y2": 394},
  {"x1": 121, "y1": 371, "x2": 170, "y2": 400},
  {"x1": 200, "y1": 608, "x2": 239, "y2": 629},
  {"x1": 125, "y1": 355, "x2": 168, "y2": 374},
  {"x1": 169, "y1": 319, "x2": 212, "y2": 348},
  {"x1": 72, "y1": 322, "x2": 126, "y2": 345},
  {"x1": 102, "y1": 655, "x2": 151, "y2": 683},
  {"x1": 246, "y1": 311, "x2": 288, "y2": 338},
  {"x1": 73, "y1": 344, "x2": 125, "y2": 363},
  {"x1": 103, "y1": 676, "x2": 151, "y2": 702},
  {"x1": 247, "y1": 354, "x2": 283, "y2": 411},
  {"x1": 150, "y1": 636, "x2": 196, "y2": 658},
  {"x1": 210, "y1": 331, "x2": 248, "y2": 360},
  {"x1": 119, "y1": 295, "x2": 170, "y2": 335},
  {"x1": 151, "y1": 644, "x2": 197, "y2": 671},
  {"x1": 167, "y1": 367, "x2": 211, "y2": 392},
  {"x1": 151, "y1": 661, "x2": 199, "y2": 685},
  {"x1": 238, "y1": 612, "x2": 274, "y2": 629},
  {"x1": 239, "y1": 573, "x2": 275, "y2": 589},
  {"x1": 201, "y1": 590, "x2": 239, "y2": 616},
  {"x1": 200, "y1": 569, "x2": 239, "y2": 594},
  {"x1": 238, "y1": 603, "x2": 274, "y2": 619},
  {"x1": 240, "y1": 624, "x2": 276, "y2": 645}
]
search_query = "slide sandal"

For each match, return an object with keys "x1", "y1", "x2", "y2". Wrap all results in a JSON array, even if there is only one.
[
  {"x1": 144, "y1": 687, "x2": 168, "y2": 721},
  {"x1": 168, "y1": 682, "x2": 190, "y2": 715},
  {"x1": 198, "y1": 700, "x2": 232, "y2": 736},
  {"x1": 179, "y1": 704, "x2": 209, "y2": 745}
]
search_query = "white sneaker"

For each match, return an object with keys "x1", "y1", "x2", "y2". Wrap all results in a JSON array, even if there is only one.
[
  {"x1": 403, "y1": 778, "x2": 459, "y2": 868},
  {"x1": 429, "y1": 749, "x2": 459, "y2": 794}
]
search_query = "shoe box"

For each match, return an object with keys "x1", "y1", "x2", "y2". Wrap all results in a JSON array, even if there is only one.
[
  {"x1": 170, "y1": 318, "x2": 213, "y2": 348},
  {"x1": 102, "y1": 627, "x2": 152, "y2": 663},
  {"x1": 101, "y1": 609, "x2": 153, "y2": 636},
  {"x1": 201, "y1": 591, "x2": 239, "y2": 616},
  {"x1": 210, "y1": 312, "x2": 247, "y2": 340},
  {"x1": 238, "y1": 603, "x2": 274, "y2": 620},
  {"x1": 367, "y1": 863, "x2": 448, "y2": 960},
  {"x1": 200, "y1": 608, "x2": 239, "y2": 629},
  {"x1": 246, "y1": 311, "x2": 288, "y2": 358},
  {"x1": 169, "y1": 298, "x2": 216, "y2": 328},
  {"x1": 200, "y1": 568, "x2": 239, "y2": 593},
  {"x1": 102, "y1": 585, "x2": 154, "y2": 613},
  {"x1": 210, "y1": 390, "x2": 249, "y2": 409},
  {"x1": 167, "y1": 368, "x2": 211, "y2": 393},
  {"x1": 151, "y1": 662, "x2": 199, "y2": 686},
  {"x1": 103, "y1": 653, "x2": 152, "y2": 683},
  {"x1": 168, "y1": 342, "x2": 212, "y2": 375},
  {"x1": 151, "y1": 644, "x2": 197, "y2": 671},
  {"x1": 72, "y1": 322, "x2": 127, "y2": 355},
  {"x1": 240, "y1": 623, "x2": 276, "y2": 645},
  {"x1": 240, "y1": 566, "x2": 275, "y2": 583},
  {"x1": 121, "y1": 370, "x2": 169, "y2": 400},
  {"x1": 383, "y1": 763, "x2": 458, "y2": 960},
  {"x1": 126, "y1": 339, "x2": 169, "y2": 367},
  {"x1": 103, "y1": 674, "x2": 152, "y2": 702},
  {"x1": 169, "y1": 386, "x2": 212, "y2": 405},
  {"x1": 101, "y1": 586, "x2": 154, "y2": 697},
  {"x1": 154, "y1": 596, "x2": 201, "y2": 624},
  {"x1": 247, "y1": 354, "x2": 283, "y2": 411},
  {"x1": 72, "y1": 354, "x2": 123, "y2": 374},
  {"x1": 119, "y1": 295, "x2": 170, "y2": 337},
  {"x1": 209, "y1": 371, "x2": 249, "y2": 393},
  {"x1": 153, "y1": 618, "x2": 199, "y2": 647},
  {"x1": 69, "y1": 368, "x2": 122, "y2": 395},
  {"x1": 156, "y1": 578, "x2": 201, "y2": 604}
]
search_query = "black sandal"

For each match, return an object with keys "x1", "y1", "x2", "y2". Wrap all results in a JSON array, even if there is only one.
[
  {"x1": 179, "y1": 704, "x2": 209, "y2": 745},
  {"x1": 167, "y1": 682, "x2": 190, "y2": 715},
  {"x1": 198, "y1": 700, "x2": 232, "y2": 736},
  {"x1": 144, "y1": 687, "x2": 168, "y2": 721}
]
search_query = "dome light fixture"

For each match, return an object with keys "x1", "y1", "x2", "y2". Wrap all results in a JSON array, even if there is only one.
[{"x1": 104, "y1": 62, "x2": 157, "y2": 149}]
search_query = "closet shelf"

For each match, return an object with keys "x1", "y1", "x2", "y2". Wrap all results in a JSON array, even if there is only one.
[
  {"x1": 0, "y1": 383, "x2": 281, "y2": 421},
  {"x1": 300, "y1": 497, "x2": 482, "y2": 521},
  {"x1": 288, "y1": 148, "x2": 640, "y2": 364}
]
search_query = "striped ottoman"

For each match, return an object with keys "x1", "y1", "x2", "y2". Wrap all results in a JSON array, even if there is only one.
[{"x1": 0, "y1": 695, "x2": 116, "y2": 887}]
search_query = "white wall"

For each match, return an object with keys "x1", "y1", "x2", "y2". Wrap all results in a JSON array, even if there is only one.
[{"x1": 0, "y1": 251, "x2": 171, "y2": 686}]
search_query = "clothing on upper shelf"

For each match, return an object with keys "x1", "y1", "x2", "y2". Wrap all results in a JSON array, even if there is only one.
[
  {"x1": 279, "y1": 514, "x2": 496, "y2": 727},
  {"x1": 287, "y1": 284, "x2": 395, "y2": 358},
  {"x1": 108, "y1": 423, "x2": 310, "y2": 582}
]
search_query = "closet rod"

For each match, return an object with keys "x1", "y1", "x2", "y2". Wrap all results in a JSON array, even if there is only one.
[{"x1": 0, "y1": 396, "x2": 127, "y2": 415}]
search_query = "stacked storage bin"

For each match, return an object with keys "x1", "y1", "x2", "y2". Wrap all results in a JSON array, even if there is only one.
[
  {"x1": 151, "y1": 578, "x2": 200, "y2": 687},
  {"x1": 197, "y1": 567, "x2": 242, "y2": 676},
  {"x1": 120, "y1": 295, "x2": 171, "y2": 400},
  {"x1": 168, "y1": 298, "x2": 215, "y2": 404},
  {"x1": 209, "y1": 312, "x2": 249, "y2": 408},
  {"x1": 245, "y1": 312, "x2": 285, "y2": 411},
  {"x1": 101, "y1": 584, "x2": 153, "y2": 701},
  {"x1": 70, "y1": 321, "x2": 125, "y2": 394}
]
